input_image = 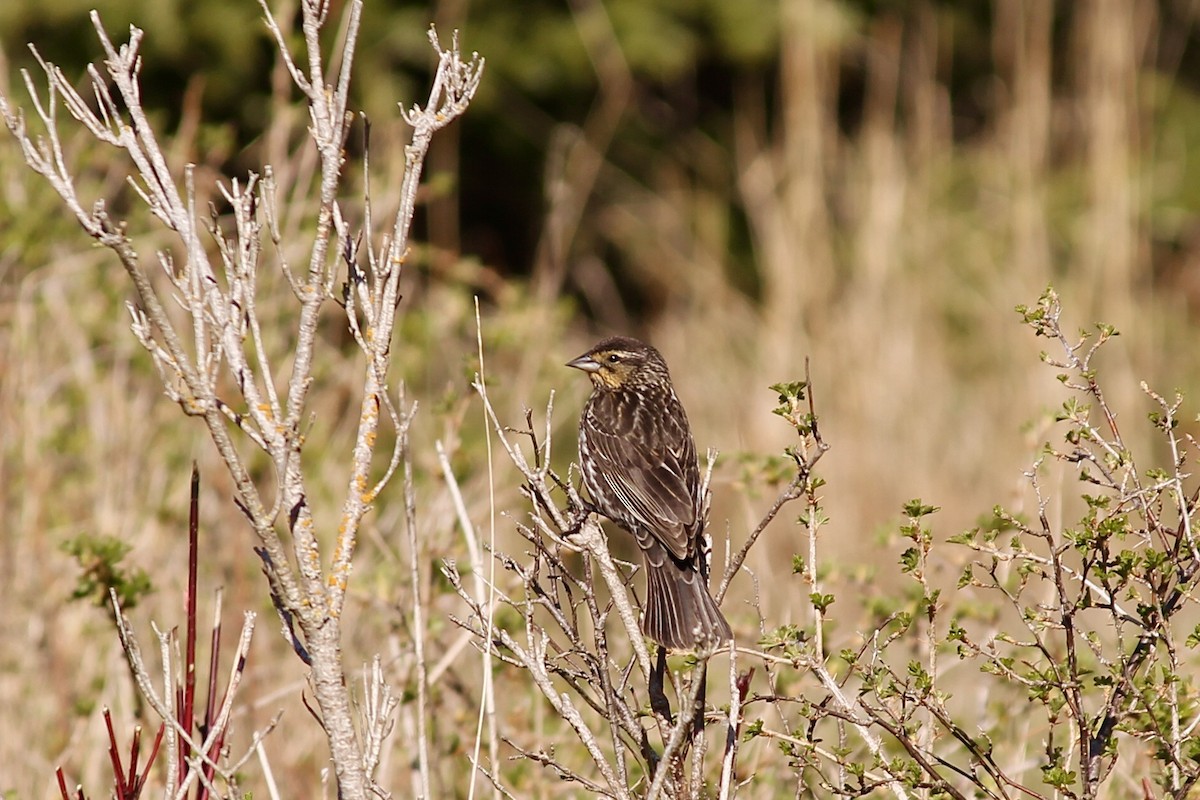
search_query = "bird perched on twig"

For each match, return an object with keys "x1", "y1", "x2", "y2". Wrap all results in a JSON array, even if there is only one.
[{"x1": 567, "y1": 336, "x2": 732, "y2": 651}]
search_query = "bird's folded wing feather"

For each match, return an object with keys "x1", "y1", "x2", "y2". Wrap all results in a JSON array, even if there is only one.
[{"x1": 586, "y1": 407, "x2": 697, "y2": 560}]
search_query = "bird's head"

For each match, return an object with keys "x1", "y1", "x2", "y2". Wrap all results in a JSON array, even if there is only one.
[{"x1": 566, "y1": 336, "x2": 668, "y2": 391}]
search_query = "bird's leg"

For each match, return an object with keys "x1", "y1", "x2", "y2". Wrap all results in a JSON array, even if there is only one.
[
  {"x1": 649, "y1": 646, "x2": 674, "y2": 724},
  {"x1": 696, "y1": 662, "x2": 710, "y2": 738}
]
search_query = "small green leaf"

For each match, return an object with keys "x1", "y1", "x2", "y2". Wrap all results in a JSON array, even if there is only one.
[
  {"x1": 743, "y1": 718, "x2": 764, "y2": 741},
  {"x1": 1186, "y1": 624, "x2": 1200, "y2": 649},
  {"x1": 62, "y1": 533, "x2": 154, "y2": 610},
  {"x1": 902, "y1": 499, "x2": 940, "y2": 518},
  {"x1": 810, "y1": 592, "x2": 835, "y2": 613}
]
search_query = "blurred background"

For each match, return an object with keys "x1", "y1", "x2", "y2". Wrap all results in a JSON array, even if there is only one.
[{"x1": 3, "y1": 0, "x2": 1200, "y2": 795}]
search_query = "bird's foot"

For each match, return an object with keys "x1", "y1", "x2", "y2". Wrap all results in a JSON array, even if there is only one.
[{"x1": 562, "y1": 502, "x2": 597, "y2": 542}]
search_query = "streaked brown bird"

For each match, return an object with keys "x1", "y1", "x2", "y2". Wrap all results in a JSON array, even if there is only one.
[{"x1": 567, "y1": 336, "x2": 732, "y2": 650}]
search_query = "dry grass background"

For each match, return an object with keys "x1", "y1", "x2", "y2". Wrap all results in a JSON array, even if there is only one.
[{"x1": 3, "y1": 0, "x2": 1200, "y2": 796}]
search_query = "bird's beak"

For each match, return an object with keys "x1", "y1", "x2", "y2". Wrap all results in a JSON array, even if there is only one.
[{"x1": 566, "y1": 353, "x2": 601, "y2": 373}]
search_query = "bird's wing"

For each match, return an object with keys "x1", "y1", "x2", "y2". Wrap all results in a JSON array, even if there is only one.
[{"x1": 585, "y1": 393, "x2": 699, "y2": 560}]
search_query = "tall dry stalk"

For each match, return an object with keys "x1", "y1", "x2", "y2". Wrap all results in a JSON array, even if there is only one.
[{"x1": 0, "y1": 4, "x2": 483, "y2": 797}]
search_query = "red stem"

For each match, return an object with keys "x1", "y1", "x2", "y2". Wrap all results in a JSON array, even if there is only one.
[
  {"x1": 180, "y1": 464, "x2": 200, "y2": 786},
  {"x1": 103, "y1": 707, "x2": 129, "y2": 796}
]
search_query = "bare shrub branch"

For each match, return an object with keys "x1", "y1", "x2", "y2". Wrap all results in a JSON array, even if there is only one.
[{"x1": 1, "y1": 5, "x2": 483, "y2": 798}]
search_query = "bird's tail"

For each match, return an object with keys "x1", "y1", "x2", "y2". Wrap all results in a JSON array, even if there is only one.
[{"x1": 643, "y1": 556, "x2": 732, "y2": 651}]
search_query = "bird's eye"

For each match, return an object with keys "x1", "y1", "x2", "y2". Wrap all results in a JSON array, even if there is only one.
[{"x1": 607, "y1": 353, "x2": 620, "y2": 364}]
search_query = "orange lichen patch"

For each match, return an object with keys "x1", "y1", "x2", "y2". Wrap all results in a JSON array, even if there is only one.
[
  {"x1": 361, "y1": 489, "x2": 376, "y2": 503},
  {"x1": 365, "y1": 430, "x2": 377, "y2": 448}
]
